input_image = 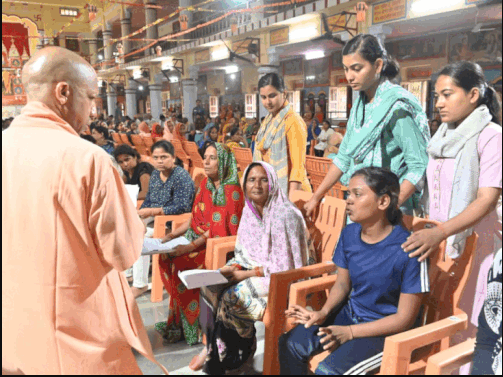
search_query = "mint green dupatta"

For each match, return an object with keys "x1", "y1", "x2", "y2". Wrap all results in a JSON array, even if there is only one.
[{"x1": 337, "y1": 80, "x2": 430, "y2": 186}]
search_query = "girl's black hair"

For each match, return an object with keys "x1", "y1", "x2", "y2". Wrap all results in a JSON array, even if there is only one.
[
  {"x1": 435, "y1": 61, "x2": 502, "y2": 126},
  {"x1": 80, "y1": 134, "x2": 96, "y2": 144},
  {"x1": 229, "y1": 126, "x2": 240, "y2": 137},
  {"x1": 342, "y1": 34, "x2": 400, "y2": 82},
  {"x1": 94, "y1": 125, "x2": 110, "y2": 140},
  {"x1": 351, "y1": 167, "x2": 403, "y2": 225},
  {"x1": 113, "y1": 144, "x2": 140, "y2": 161},
  {"x1": 258, "y1": 72, "x2": 286, "y2": 92}
]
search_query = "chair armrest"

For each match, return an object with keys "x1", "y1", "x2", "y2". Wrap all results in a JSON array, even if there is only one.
[
  {"x1": 206, "y1": 236, "x2": 237, "y2": 269},
  {"x1": 380, "y1": 312, "x2": 468, "y2": 375},
  {"x1": 289, "y1": 274, "x2": 338, "y2": 308},
  {"x1": 153, "y1": 213, "x2": 191, "y2": 238},
  {"x1": 425, "y1": 338, "x2": 475, "y2": 375},
  {"x1": 262, "y1": 262, "x2": 337, "y2": 376}
]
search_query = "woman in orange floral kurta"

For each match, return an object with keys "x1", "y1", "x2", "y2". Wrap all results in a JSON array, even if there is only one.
[{"x1": 156, "y1": 143, "x2": 244, "y2": 346}]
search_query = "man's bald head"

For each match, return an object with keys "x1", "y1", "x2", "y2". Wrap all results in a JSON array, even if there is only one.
[
  {"x1": 22, "y1": 46, "x2": 96, "y2": 99},
  {"x1": 21, "y1": 47, "x2": 99, "y2": 133}
]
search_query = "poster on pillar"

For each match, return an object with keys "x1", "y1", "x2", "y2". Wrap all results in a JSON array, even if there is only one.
[
  {"x1": 210, "y1": 96, "x2": 219, "y2": 118},
  {"x1": 2, "y1": 14, "x2": 38, "y2": 107},
  {"x1": 286, "y1": 91, "x2": 301, "y2": 114},
  {"x1": 245, "y1": 94, "x2": 257, "y2": 118}
]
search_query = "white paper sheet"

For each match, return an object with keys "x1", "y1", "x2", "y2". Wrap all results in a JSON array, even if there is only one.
[
  {"x1": 178, "y1": 269, "x2": 228, "y2": 290},
  {"x1": 125, "y1": 184, "x2": 140, "y2": 207},
  {"x1": 141, "y1": 236, "x2": 191, "y2": 256}
]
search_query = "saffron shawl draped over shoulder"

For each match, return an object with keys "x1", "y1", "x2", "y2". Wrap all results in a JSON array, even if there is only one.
[{"x1": 228, "y1": 161, "x2": 309, "y2": 291}]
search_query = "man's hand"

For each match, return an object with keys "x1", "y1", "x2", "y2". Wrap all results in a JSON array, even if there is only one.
[
  {"x1": 285, "y1": 305, "x2": 328, "y2": 328},
  {"x1": 317, "y1": 326, "x2": 353, "y2": 351}
]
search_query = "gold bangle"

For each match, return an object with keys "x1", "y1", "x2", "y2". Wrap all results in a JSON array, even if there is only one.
[{"x1": 253, "y1": 267, "x2": 262, "y2": 277}]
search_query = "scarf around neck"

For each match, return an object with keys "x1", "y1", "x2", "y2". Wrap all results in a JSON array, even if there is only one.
[
  {"x1": 343, "y1": 80, "x2": 430, "y2": 164},
  {"x1": 254, "y1": 100, "x2": 293, "y2": 194},
  {"x1": 427, "y1": 105, "x2": 493, "y2": 258}
]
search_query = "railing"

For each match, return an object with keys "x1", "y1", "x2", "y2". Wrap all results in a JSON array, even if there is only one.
[{"x1": 96, "y1": 0, "x2": 321, "y2": 70}]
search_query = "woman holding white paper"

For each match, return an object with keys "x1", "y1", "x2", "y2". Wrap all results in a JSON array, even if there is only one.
[
  {"x1": 154, "y1": 142, "x2": 245, "y2": 346},
  {"x1": 190, "y1": 161, "x2": 310, "y2": 374}
]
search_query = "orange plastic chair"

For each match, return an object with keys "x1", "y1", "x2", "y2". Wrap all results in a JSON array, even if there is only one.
[
  {"x1": 150, "y1": 213, "x2": 192, "y2": 302},
  {"x1": 141, "y1": 135, "x2": 154, "y2": 156},
  {"x1": 140, "y1": 155, "x2": 154, "y2": 165},
  {"x1": 309, "y1": 140, "x2": 317, "y2": 156},
  {"x1": 171, "y1": 139, "x2": 191, "y2": 172},
  {"x1": 232, "y1": 147, "x2": 253, "y2": 172},
  {"x1": 154, "y1": 137, "x2": 163, "y2": 143},
  {"x1": 112, "y1": 132, "x2": 122, "y2": 144},
  {"x1": 282, "y1": 217, "x2": 478, "y2": 375},
  {"x1": 206, "y1": 191, "x2": 347, "y2": 375},
  {"x1": 305, "y1": 155, "x2": 347, "y2": 199},
  {"x1": 131, "y1": 134, "x2": 148, "y2": 156},
  {"x1": 185, "y1": 141, "x2": 204, "y2": 169},
  {"x1": 424, "y1": 338, "x2": 475, "y2": 375},
  {"x1": 120, "y1": 133, "x2": 132, "y2": 146}
]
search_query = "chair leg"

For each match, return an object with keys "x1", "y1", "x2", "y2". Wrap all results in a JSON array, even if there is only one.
[{"x1": 150, "y1": 254, "x2": 163, "y2": 303}]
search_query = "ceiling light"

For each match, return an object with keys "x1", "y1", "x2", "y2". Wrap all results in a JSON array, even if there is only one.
[
  {"x1": 125, "y1": 65, "x2": 142, "y2": 70},
  {"x1": 224, "y1": 65, "x2": 239, "y2": 74},
  {"x1": 290, "y1": 26, "x2": 318, "y2": 42},
  {"x1": 97, "y1": 54, "x2": 103, "y2": 60},
  {"x1": 305, "y1": 50, "x2": 325, "y2": 60},
  {"x1": 212, "y1": 48, "x2": 229, "y2": 61},
  {"x1": 410, "y1": 0, "x2": 460, "y2": 15},
  {"x1": 230, "y1": 74, "x2": 236, "y2": 80},
  {"x1": 138, "y1": 85, "x2": 144, "y2": 91}
]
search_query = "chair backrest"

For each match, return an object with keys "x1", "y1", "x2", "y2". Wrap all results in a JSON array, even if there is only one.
[
  {"x1": 140, "y1": 155, "x2": 154, "y2": 165},
  {"x1": 401, "y1": 216, "x2": 478, "y2": 325},
  {"x1": 154, "y1": 137, "x2": 163, "y2": 143},
  {"x1": 305, "y1": 155, "x2": 346, "y2": 199},
  {"x1": 185, "y1": 141, "x2": 204, "y2": 169},
  {"x1": 289, "y1": 190, "x2": 347, "y2": 263},
  {"x1": 112, "y1": 133, "x2": 122, "y2": 144},
  {"x1": 141, "y1": 135, "x2": 155, "y2": 150},
  {"x1": 130, "y1": 134, "x2": 148, "y2": 155},
  {"x1": 232, "y1": 147, "x2": 253, "y2": 172},
  {"x1": 171, "y1": 139, "x2": 191, "y2": 168},
  {"x1": 120, "y1": 133, "x2": 132, "y2": 145}
]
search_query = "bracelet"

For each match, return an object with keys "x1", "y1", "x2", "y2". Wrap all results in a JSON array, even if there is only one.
[
  {"x1": 348, "y1": 325, "x2": 354, "y2": 341},
  {"x1": 190, "y1": 241, "x2": 197, "y2": 249},
  {"x1": 231, "y1": 263, "x2": 243, "y2": 271},
  {"x1": 437, "y1": 224, "x2": 449, "y2": 240}
]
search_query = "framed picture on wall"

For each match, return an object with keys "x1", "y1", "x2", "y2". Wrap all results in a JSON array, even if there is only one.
[
  {"x1": 282, "y1": 58, "x2": 303, "y2": 76},
  {"x1": 304, "y1": 57, "x2": 330, "y2": 86}
]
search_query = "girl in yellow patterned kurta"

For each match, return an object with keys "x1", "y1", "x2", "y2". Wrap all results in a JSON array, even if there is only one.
[{"x1": 254, "y1": 73, "x2": 311, "y2": 194}]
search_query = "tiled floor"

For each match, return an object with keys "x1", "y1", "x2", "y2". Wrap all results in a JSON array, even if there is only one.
[{"x1": 133, "y1": 289, "x2": 265, "y2": 375}]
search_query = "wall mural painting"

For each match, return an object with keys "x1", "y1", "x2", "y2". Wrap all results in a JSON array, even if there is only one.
[
  {"x1": 384, "y1": 33, "x2": 447, "y2": 61},
  {"x1": 2, "y1": 15, "x2": 39, "y2": 106},
  {"x1": 448, "y1": 28, "x2": 502, "y2": 66}
]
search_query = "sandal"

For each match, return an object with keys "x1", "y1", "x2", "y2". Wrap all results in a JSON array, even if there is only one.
[{"x1": 154, "y1": 322, "x2": 183, "y2": 344}]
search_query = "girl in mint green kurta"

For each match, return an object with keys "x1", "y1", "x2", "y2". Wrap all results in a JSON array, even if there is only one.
[{"x1": 332, "y1": 79, "x2": 430, "y2": 214}]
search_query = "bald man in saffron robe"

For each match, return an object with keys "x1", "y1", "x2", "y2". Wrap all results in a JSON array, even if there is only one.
[{"x1": 2, "y1": 47, "x2": 169, "y2": 375}]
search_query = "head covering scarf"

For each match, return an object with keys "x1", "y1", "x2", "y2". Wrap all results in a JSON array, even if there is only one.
[
  {"x1": 206, "y1": 143, "x2": 240, "y2": 206},
  {"x1": 151, "y1": 122, "x2": 163, "y2": 138},
  {"x1": 173, "y1": 122, "x2": 186, "y2": 141},
  {"x1": 138, "y1": 121, "x2": 150, "y2": 134},
  {"x1": 342, "y1": 80, "x2": 430, "y2": 165},
  {"x1": 230, "y1": 161, "x2": 309, "y2": 290}
]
